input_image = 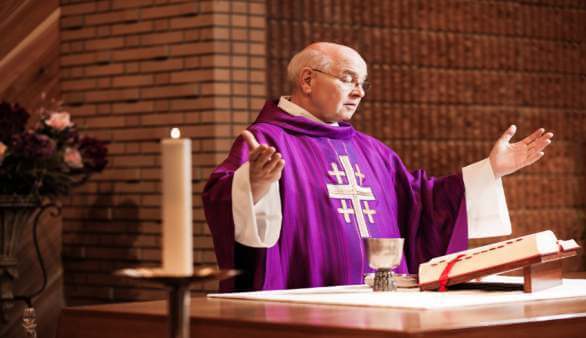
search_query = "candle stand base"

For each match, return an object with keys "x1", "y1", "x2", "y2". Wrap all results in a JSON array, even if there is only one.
[{"x1": 115, "y1": 267, "x2": 238, "y2": 338}]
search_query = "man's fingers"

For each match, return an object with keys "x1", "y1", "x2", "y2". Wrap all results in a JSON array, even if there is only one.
[
  {"x1": 259, "y1": 147, "x2": 276, "y2": 163},
  {"x1": 263, "y1": 152, "x2": 282, "y2": 171},
  {"x1": 499, "y1": 124, "x2": 517, "y2": 143},
  {"x1": 268, "y1": 159, "x2": 285, "y2": 176},
  {"x1": 251, "y1": 146, "x2": 275, "y2": 169},
  {"x1": 241, "y1": 130, "x2": 260, "y2": 150},
  {"x1": 529, "y1": 137, "x2": 552, "y2": 154},
  {"x1": 249, "y1": 144, "x2": 267, "y2": 162},
  {"x1": 521, "y1": 128, "x2": 545, "y2": 145},
  {"x1": 525, "y1": 151, "x2": 545, "y2": 166}
]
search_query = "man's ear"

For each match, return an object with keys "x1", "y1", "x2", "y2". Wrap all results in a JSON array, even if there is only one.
[{"x1": 299, "y1": 68, "x2": 313, "y2": 95}]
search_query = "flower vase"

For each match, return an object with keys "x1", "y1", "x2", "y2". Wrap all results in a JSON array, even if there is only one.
[{"x1": 0, "y1": 196, "x2": 41, "y2": 321}]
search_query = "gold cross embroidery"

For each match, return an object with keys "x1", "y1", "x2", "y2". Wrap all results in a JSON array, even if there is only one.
[
  {"x1": 354, "y1": 164, "x2": 365, "y2": 185},
  {"x1": 337, "y1": 200, "x2": 355, "y2": 223},
  {"x1": 326, "y1": 155, "x2": 376, "y2": 238},
  {"x1": 362, "y1": 201, "x2": 376, "y2": 223},
  {"x1": 328, "y1": 162, "x2": 346, "y2": 184}
]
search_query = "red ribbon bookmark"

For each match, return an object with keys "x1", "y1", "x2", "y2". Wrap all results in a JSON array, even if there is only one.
[{"x1": 438, "y1": 254, "x2": 466, "y2": 292}]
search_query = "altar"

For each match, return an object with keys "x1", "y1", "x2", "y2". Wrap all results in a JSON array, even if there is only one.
[{"x1": 57, "y1": 274, "x2": 586, "y2": 338}]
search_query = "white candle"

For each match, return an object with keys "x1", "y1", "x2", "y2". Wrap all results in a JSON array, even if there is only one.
[{"x1": 161, "y1": 127, "x2": 193, "y2": 275}]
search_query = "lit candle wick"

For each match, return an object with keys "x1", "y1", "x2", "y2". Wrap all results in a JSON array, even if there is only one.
[{"x1": 171, "y1": 128, "x2": 181, "y2": 139}]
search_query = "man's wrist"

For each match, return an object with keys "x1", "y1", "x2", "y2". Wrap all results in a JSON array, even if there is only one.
[
  {"x1": 488, "y1": 156, "x2": 500, "y2": 179},
  {"x1": 251, "y1": 181, "x2": 271, "y2": 204}
]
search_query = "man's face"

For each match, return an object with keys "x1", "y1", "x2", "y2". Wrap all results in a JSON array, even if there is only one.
[{"x1": 307, "y1": 52, "x2": 368, "y2": 123}]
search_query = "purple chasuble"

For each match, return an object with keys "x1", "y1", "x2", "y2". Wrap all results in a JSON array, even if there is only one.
[{"x1": 203, "y1": 100, "x2": 468, "y2": 292}]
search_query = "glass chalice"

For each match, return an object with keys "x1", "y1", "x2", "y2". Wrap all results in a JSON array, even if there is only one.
[{"x1": 364, "y1": 238, "x2": 405, "y2": 291}]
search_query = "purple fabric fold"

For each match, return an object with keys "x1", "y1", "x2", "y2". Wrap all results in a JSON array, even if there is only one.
[{"x1": 203, "y1": 100, "x2": 468, "y2": 292}]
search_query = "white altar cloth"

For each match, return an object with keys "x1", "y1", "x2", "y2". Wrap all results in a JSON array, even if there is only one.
[{"x1": 208, "y1": 276, "x2": 586, "y2": 310}]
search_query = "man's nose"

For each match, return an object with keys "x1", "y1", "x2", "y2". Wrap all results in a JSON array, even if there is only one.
[{"x1": 350, "y1": 84, "x2": 365, "y2": 97}]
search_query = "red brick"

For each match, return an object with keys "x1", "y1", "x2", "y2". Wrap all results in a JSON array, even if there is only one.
[
  {"x1": 111, "y1": 21, "x2": 154, "y2": 36},
  {"x1": 169, "y1": 42, "x2": 214, "y2": 56},
  {"x1": 140, "y1": 3, "x2": 199, "y2": 19},
  {"x1": 61, "y1": 2, "x2": 97, "y2": 16},
  {"x1": 84, "y1": 88, "x2": 140, "y2": 103},
  {"x1": 62, "y1": 79, "x2": 97, "y2": 91},
  {"x1": 83, "y1": 116, "x2": 126, "y2": 128},
  {"x1": 112, "y1": 0, "x2": 154, "y2": 10},
  {"x1": 140, "y1": 31, "x2": 184, "y2": 46},
  {"x1": 170, "y1": 70, "x2": 213, "y2": 83},
  {"x1": 61, "y1": 16, "x2": 85, "y2": 29},
  {"x1": 110, "y1": 127, "x2": 168, "y2": 141},
  {"x1": 95, "y1": 0, "x2": 111, "y2": 12},
  {"x1": 124, "y1": 35, "x2": 141, "y2": 48},
  {"x1": 113, "y1": 101, "x2": 155, "y2": 114},
  {"x1": 140, "y1": 84, "x2": 200, "y2": 98},
  {"x1": 175, "y1": 96, "x2": 212, "y2": 110},
  {"x1": 124, "y1": 62, "x2": 140, "y2": 73},
  {"x1": 92, "y1": 168, "x2": 141, "y2": 181},
  {"x1": 154, "y1": 73, "x2": 170, "y2": 84},
  {"x1": 85, "y1": 37, "x2": 125, "y2": 51},
  {"x1": 249, "y1": 16, "x2": 265, "y2": 29},
  {"x1": 96, "y1": 25, "x2": 112, "y2": 37},
  {"x1": 61, "y1": 52, "x2": 97, "y2": 66},
  {"x1": 66, "y1": 104, "x2": 97, "y2": 117},
  {"x1": 141, "y1": 112, "x2": 184, "y2": 126},
  {"x1": 169, "y1": 14, "x2": 212, "y2": 29},
  {"x1": 125, "y1": 115, "x2": 141, "y2": 126},
  {"x1": 140, "y1": 58, "x2": 183, "y2": 72},
  {"x1": 112, "y1": 46, "x2": 169, "y2": 61},
  {"x1": 184, "y1": 29, "x2": 201, "y2": 41},
  {"x1": 85, "y1": 63, "x2": 125, "y2": 77},
  {"x1": 250, "y1": 29, "x2": 265, "y2": 42},
  {"x1": 153, "y1": 18, "x2": 169, "y2": 31},
  {"x1": 85, "y1": 9, "x2": 140, "y2": 26},
  {"x1": 96, "y1": 77, "x2": 112, "y2": 88},
  {"x1": 61, "y1": 27, "x2": 97, "y2": 41},
  {"x1": 112, "y1": 74, "x2": 154, "y2": 87}
]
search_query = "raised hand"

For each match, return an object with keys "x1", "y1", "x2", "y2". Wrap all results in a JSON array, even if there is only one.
[
  {"x1": 241, "y1": 130, "x2": 285, "y2": 203},
  {"x1": 489, "y1": 125, "x2": 554, "y2": 178}
]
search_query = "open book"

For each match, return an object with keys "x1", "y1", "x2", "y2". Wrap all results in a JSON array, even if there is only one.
[{"x1": 418, "y1": 230, "x2": 580, "y2": 292}]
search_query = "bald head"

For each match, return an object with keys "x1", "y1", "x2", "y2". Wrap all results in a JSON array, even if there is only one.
[{"x1": 287, "y1": 42, "x2": 367, "y2": 92}]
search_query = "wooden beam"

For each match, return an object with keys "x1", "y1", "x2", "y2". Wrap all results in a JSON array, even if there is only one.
[
  {"x1": 0, "y1": 7, "x2": 60, "y2": 95},
  {"x1": 0, "y1": 0, "x2": 59, "y2": 60}
]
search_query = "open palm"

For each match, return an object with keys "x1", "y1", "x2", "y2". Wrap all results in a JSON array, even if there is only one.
[{"x1": 489, "y1": 125, "x2": 553, "y2": 178}]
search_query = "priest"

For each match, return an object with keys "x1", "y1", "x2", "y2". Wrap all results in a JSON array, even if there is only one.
[{"x1": 202, "y1": 42, "x2": 554, "y2": 292}]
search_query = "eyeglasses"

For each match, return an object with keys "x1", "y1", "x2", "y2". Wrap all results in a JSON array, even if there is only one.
[{"x1": 311, "y1": 68, "x2": 370, "y2": 93}]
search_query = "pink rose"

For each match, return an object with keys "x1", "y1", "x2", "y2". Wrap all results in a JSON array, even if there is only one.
[
  {"x1": 45, "y1": 112, "x2": 73, "y2": 130},
  {"x1": 64, "y1": 147, "x2": 83, "y2": 169}
]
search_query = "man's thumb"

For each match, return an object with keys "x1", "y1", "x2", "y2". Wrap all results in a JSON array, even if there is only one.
[
  {"x1": 241, "y1": 130, "x2": 260, "y2": 149},
  {"x1": 500, "y1": 124, "x2": 517, "y2": 143}
]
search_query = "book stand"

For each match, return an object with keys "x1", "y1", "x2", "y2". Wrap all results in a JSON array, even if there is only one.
[
  {"x1": 419, "y1": 243, "x2": 579, "y2": 293},
  {"x1": 522, "y1": 250, "x2": 576, "y2": 292}
]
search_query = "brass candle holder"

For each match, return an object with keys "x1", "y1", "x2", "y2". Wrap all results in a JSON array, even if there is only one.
[{"x1": 115, "y1": 267, "x2": 238, "y2": 338}]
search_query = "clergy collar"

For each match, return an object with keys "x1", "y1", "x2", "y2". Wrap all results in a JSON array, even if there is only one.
[
  {"x1": 254, "y1": 100, "x2": 355, "y2": 140},
  {"x1": 278, "y1": 96, "x2": 340, "y2": 127}
]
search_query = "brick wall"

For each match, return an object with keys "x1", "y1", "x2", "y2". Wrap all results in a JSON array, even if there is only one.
[
  {"x1": 58, "y1": 0, "x2": 585, "y2": 306},
  {"x1": 59, "y1": 0, "x2": 265, "y2": 305},
  {"x1": 266, "y1": 0, "x2": 586, "y2": 267}
]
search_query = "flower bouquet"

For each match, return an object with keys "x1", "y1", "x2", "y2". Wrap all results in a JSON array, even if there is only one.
[
  {"x1": 0, "y1": 98, "x2": 108, "y2": 325},
  {"x1": 0, "y1": 99, "x2": 108, "y2": 201}
]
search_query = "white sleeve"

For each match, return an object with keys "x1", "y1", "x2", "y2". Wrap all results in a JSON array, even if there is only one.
[
  {"x1": 462, "y1": 158, "x2": 512, "y2": 239},
  {"x1": 232, "y1": 162, "x2": 282, "y2": 247}
]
